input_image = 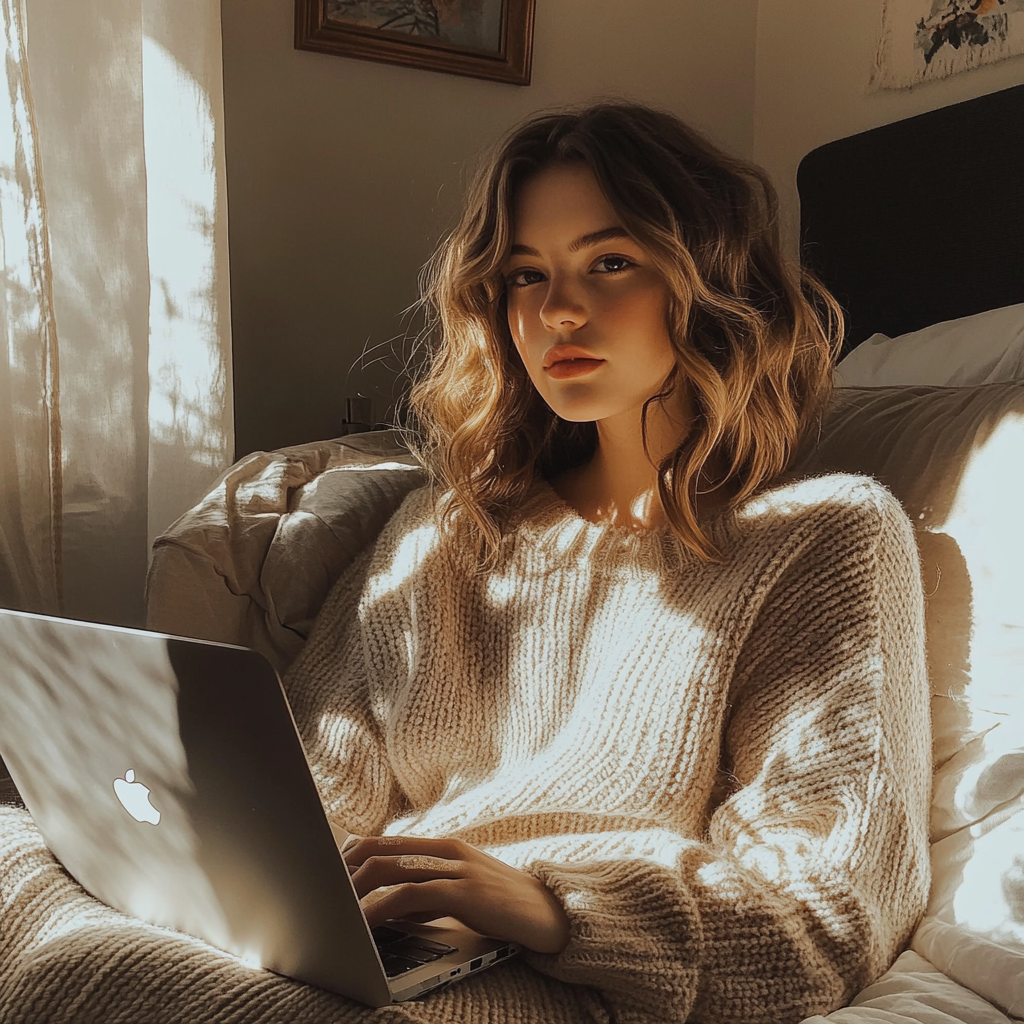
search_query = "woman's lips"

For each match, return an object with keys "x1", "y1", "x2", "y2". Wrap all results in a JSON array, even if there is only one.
[
  {"x1": 545, "y1": 358, "x2": 605, "y2": 379},
  {"x1": 543, "y1": 343, "x2": 602, "y2": 373}
]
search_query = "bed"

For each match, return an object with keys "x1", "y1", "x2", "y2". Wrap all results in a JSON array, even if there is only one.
[{"x1": 3, "y1": 85, "x2": 1024, "y2": 1023}]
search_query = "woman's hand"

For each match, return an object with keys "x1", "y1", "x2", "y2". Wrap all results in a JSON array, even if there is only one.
[{"x1": 344, "y1": 835, "x2": 570, "y2": 955}]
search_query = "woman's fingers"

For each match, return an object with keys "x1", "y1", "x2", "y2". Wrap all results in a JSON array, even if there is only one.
[
  {"x1": 342, "y1": 834, "x2": 571, "y2": 952},
  {"x1": 350, "y1": 853, "x2": 464, "y2": 899},
  {"x1": 345, "y1": 834, "x2": 468, "y2": 870},
  {"x1": 360, "y1": 878, "x2": 460, "y2": 929}
]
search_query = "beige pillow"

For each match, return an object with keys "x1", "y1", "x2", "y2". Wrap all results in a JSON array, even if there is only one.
[
  {"x1": 145, "y1": 430, "x2": 426, "y2": 673},
  {"x1": 793, "y1": 382, "x2": 1024, "y2": 1017}
]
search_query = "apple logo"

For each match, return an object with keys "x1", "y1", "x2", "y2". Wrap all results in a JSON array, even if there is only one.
[{"x1": 113, "y1": 769, "x2": 161, "y2": 825}]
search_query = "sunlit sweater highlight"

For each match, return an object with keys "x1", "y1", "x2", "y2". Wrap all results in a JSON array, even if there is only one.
[
  {"x1": 0, "y1": 472, "x2": 930, "y2": 1024},
  {"x1": 281, "y1": 472, "x2": 931, "y2": 1024}
]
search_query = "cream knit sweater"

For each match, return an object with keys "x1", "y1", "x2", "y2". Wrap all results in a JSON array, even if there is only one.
[{"x1": 0, "y1": 472, "x2": 930, "y2": 1024}]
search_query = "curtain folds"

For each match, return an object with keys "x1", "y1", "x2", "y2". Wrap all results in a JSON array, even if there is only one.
[
  {"x1": 0, "y1": 0, "x2": 233, "y2": 627},
  {"x1": 0, "y1": 0, "x2": 61, "y2": 616}
]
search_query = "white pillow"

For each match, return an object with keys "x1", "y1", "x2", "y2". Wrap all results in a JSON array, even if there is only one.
[
  {"x1": 793, "y1": 382, "x2": 1024, "y2": 1018},
  {"x1": 834, "y1": 304, "x2": 1024, "y2": 387}
]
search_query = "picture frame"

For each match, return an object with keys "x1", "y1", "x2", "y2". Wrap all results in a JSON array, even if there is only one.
[{"x1": 295, "y1": 1, "x2": 535, "y2": 86}]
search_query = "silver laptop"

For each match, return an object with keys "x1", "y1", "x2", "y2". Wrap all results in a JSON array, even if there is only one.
[{"x1": 0, "y1": 607, "x2": 518, "y2": 1006}]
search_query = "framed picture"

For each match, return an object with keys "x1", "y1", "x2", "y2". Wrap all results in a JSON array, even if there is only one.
[{"x1": 295, "y1": 1, "x2": 535, "y2": 86}]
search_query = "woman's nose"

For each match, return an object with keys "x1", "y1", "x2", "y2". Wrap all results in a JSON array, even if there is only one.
[{"x1": 539, "y1": 277, "x2": 587, "y2": 331}]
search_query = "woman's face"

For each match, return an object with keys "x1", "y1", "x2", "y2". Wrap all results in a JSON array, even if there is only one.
[{"x1": 503, "y1": 162, "x2": 679, "y2": 429}]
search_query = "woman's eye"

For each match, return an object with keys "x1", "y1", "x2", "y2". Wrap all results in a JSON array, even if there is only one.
[
  {"x1": 508, "y1": 268, "x2": 545, "y2": 288},
  {"x1": 593, "y1": 255, "x2": 634, "y2": 274}
]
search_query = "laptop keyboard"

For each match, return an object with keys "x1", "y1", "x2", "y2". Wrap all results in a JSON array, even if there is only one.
[{"x1": 371, "y1": 925, "x2": 459, "y2": 978}]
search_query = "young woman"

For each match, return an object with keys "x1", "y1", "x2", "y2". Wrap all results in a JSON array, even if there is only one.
[{"x1": 283, "y1": 103, "x2": 931, "y2": 1023}]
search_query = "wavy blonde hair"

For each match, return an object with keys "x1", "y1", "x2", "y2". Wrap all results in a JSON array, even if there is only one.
[{"x1": 407, "y1": 102, "x2": 843, "y2": 568}]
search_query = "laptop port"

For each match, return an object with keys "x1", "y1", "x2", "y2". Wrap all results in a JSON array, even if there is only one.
[{"x1": 470, "y1": 958, "x2": 483, "y2": 971}]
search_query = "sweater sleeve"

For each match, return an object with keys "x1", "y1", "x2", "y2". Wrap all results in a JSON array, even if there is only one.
[
  {"x1": 524, "y1": 484, "x2": 932, "y2": 1024},
  {"x1": 282, "y1": 543, "x2": 403, "y2": 837}
]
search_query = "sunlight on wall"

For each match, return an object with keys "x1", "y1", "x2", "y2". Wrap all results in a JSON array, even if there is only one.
[{"x1": 143, "y1": 32, "x2": 232, "y2": 553}]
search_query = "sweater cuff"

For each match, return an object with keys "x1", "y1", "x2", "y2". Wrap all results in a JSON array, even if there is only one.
[{"x1": 523, "y1": 858, "x2": 703, "y2": 1024}]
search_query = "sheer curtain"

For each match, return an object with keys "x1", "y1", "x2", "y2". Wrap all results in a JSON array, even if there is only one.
[{"x1": 0, "y1": 0, "x2": 233, "y2": 627}]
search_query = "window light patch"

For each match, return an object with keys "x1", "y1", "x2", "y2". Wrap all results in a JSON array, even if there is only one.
[
  {"x1": 364, "y1": 522, "x2": 438, "y2": 604},
  {"x1": 563, "y1": 890, "x2": 591, "y2": 911},
  {"x1": 143, "y1": 32, "x2": 232, "y2": 506},
  {"x1": 485, "y1": 571, "x2": 519, "y2": 606},
  {"x1": 938, "y1": 808, "x2": 1024, "y2": 949},
  {"x1": 326, "y1": 461, "x2": 422, "y2": 474},
  {"x1": 935, "y1": 412, "x2": 1024, "y2": 739}
]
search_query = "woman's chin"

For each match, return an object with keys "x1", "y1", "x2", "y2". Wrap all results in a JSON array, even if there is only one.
[
  {"x1": 544, "y1": 401, "x2": 640, "y2": 429},
  {"x1": 538, "y1": 394, "x2": 611, "y2": 425},
  {"x1": 553, "y1": 410, "x2": 600, "y2": 424}
]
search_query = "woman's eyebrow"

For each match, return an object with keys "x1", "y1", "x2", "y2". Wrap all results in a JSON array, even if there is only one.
[{"x1": 508, "y1": 226, "x2": 631, "y2": 258}]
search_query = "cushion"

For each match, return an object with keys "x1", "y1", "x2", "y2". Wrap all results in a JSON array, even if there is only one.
[
  {"x1": 793, "y1": 381, "x2": 1024, "y2": 1018},
  {"x1": 834, "y1": 304, "x2": 1024, "y2": 387},
  {"x1": 145, "y1": 430, "x2": 426, "y2": 674},
  {"x1": 912, "y1": 919, "x2": 1024, "y2": 1021},
  {"x1": 800, "y1": 949, "x2": 1015, "y2": 1024}
]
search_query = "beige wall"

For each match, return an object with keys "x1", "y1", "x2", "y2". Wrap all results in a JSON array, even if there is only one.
[
  {"x1": 754, "y1": 0, "x2": 1024, "y2": 257},
  {"x1": 224, "y1": 1, "x2": 1024, "y2": 458},
  {"x1": 221, "y1": 0, "x2": 758, "y2": 456}
]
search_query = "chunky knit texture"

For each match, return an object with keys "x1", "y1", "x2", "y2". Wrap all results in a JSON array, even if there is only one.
[{"x1": 0, "y1": 473, "x2": 930, "y2": 1024}]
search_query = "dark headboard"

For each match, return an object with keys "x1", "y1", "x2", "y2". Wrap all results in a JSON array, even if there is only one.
[{"x1": 798, "y1": 83, "x2": 1024, "y2": 357}]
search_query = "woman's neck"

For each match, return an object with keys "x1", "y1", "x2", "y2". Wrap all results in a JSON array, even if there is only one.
[
  {"x1": 551, "y1": 402, "x2": 689, "y2": 530},
  {"x1": 549, "y1": 396, "x2": 736, "y2": 531}
]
